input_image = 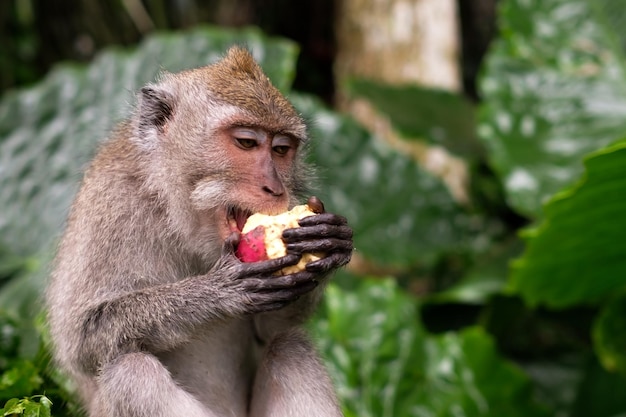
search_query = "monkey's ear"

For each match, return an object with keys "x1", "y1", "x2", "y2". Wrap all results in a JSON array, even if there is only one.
[
  {"x1": 139, "y1": 86, "x2": 175, "y2": 129},
  {"x1": 136, "y1": 86, "x2": 176, "y2": 142}
]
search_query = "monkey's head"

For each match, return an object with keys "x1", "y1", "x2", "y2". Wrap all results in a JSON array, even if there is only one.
[{"x1": 131, "y1": 46, "x2": 311, "y2": 252}]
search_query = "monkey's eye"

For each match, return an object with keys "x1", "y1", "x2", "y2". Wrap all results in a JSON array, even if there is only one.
[
  {"x1": 272, "y1": 145, "x2": 291, "y2": 155},
  {"x1": 271, "y1": 135, "x2": 294, "y2": 156},
  {"x1": 236, "y1": 138, "x2": 258, "y2": 149}
]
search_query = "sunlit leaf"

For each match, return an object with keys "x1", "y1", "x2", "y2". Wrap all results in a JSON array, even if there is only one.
[{"x1": 0, "y1": 396, "x2": 51, "y2": 417}]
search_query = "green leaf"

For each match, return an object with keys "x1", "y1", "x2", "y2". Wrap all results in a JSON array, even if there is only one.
[
  {"x1": 0, "y1": 25, "x2": 298, "y2": 259},
  {"x1": 0, "y1": 27, "x2": 298, "y2": 316},
  {"x1": 424, "y1": 328, "x2": 548, "y2": 417},
  {"x1": 0, "y1": 359, "x2": 43, "y2": 400},
  {"x1": 593, "y1": 291, "x2": 626, "y2": 374},
  {"x1": 0, "y1": 396, "x2": 51, "y2": 417},
  {"x1": 313, "y1": 279, "x2": 550, "y2": 417},
  {"x1": 293, "y1": 94, "x2": 479, "y2": 268},
  {"x1": 1, "y1": 397, "x2": 22, "y2": 414},
  {"x1": 478, "y1": 0, "x2": 626, "y2": 218},
  {"x1": 509, "y1": 141, "x2": 626, "y2": 307},
  {"x1": 345, "y1": 79, "x2": 480, "y2": 156}
]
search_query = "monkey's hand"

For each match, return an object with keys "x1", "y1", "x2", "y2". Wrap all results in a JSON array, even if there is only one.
[
  {"x1": 217, "y1": 233, "x2": 321, "y2": 313},
  {"x1": 282, "y1": 197, "x2": 353, "y2": 276}
]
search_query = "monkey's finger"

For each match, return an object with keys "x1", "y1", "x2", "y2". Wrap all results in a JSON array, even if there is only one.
[
  {"x1": 240, "y1": 270, "x2": 317, "y2": 291},
  {"x1": 238, "y1": 253, "x2": 301, "y2": 277},
  {"x1": 283, "y1": 223, "x2": 353, "y2": 242},
  {"x1": 305, "y1": 252, "x2": 352, "y2": 273},
  {"x1": 286, "y1": 238, "x2": 353, "y2": 254},
  {"x1": 246, "y1": 281, "x2": 318, "y2": 311},
  {"x1": 259, "y1": 271, "x2": 318, "y2": 290},
  {"x1": 246, "y1": 301, "x2": 290, "y2": 314},
  {"x1": 297, "y1": 212, "x2": 348, "y2": 227}
]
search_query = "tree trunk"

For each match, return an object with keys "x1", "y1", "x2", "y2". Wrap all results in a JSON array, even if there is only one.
[
  {"x1": 334, "y1": 0, "x2": 468, "y2": 204},
  {"x1": 335, "y1": 0, "x2": 460, "y2": 90}
]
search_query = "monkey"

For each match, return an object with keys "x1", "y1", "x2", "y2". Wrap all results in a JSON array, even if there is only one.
[{"x1": 45, "y1": 46, "x2": 353, "y2": 417}]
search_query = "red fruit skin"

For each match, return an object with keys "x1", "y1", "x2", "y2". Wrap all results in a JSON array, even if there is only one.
[{"x1": 235, "y1": 226, "x2": 268, "y2": 262}]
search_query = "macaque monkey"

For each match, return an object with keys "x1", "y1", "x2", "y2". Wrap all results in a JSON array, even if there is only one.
[{"x1": 46, "y1": 46, "x2": 353, "y2": 417}]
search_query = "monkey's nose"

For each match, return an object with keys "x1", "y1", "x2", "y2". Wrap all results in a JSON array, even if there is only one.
[
  {"x1": 262, "y1": 185, "x2": 284, "y2": 197},
  {"x1": 261, "y1": 164, "x2": 285, "y2": 197}
]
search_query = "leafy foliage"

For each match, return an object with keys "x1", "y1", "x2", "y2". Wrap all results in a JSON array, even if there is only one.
[
  {"x1": 313, "y1": 279, "x2": 549, "y2": 417},
  {"x1": 0, "y1": 25, "x2": 298, "y2": 260},
  {"x1": 485, "y1": 0, "x2": 626, "y2": 395},
  {"x1": 0, "y1": 22, "x2": 544, "y2": 415},
  {"x1": 3, "y1": 0, "x2": 626, "y2": 414},
  {"x1": 0, "y1": 26, "x2": 298, "y2": 318},
  {"x1": 0, "y1": 396, "x2": 52, "y2": 417},
  {"x1": 478, "y1": 0, "x2": 626, "y2": 217},
  {"x1": 292, "y1": 94, "x2": 480, "y2": 268},
  {"x1": 509, "y1": 141, "x2": 626, "y2": 307}
]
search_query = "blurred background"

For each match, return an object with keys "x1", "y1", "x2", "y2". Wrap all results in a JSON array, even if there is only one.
[
  {"x1": 2, "y1": 0, "x2": 626, "y2": 416},
  {"x1": 0, "y1": 0, "x2": 495, "y2": 100}
]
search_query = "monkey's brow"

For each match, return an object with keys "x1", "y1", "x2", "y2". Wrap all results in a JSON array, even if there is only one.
[{"x1": 230, "y1": 123, "x2": 306, "y2": 143}]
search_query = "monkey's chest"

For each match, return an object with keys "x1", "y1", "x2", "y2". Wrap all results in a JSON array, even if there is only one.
[{"x1": 157, "y1": 318, "x2": 257, "y2": 415}]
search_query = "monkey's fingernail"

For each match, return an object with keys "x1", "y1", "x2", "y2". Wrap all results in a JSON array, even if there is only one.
[{"x1": 307, "y1": 196, "x2": 324, "y2": 214}]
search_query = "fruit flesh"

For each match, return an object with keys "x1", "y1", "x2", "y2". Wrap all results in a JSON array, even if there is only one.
[{"x1": 236, "y1": 204, "x2": 323, "y2": 274}]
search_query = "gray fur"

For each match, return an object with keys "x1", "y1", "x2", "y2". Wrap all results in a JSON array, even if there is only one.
[{"x1": 46, "y1": 47, "x2": 348, "y2": 417}]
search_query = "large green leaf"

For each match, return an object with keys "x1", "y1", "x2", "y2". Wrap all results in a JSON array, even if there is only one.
[
  {"x1": 0, "y1": 27, "x2": 298, "y2": 315},
  {"x1": 313, "y1": 278, "x2": 550, "y2": 417},
  {"x1": 292, "y1": 94, "x2": 479, "y2": 268},
  {"x1": 478, "y1": 0, "x2": 626, "y2": 218},
  {"x1": 0, "y1": 25, "x2": 298, "y2": 259},
  {"x1": 509, "y1": 140, "x2": 626, "y2": 307}
]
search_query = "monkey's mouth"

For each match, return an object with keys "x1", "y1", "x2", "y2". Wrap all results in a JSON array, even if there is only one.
[{"x1": 227, "y1": 206, "x2": 252, "y2": 232}]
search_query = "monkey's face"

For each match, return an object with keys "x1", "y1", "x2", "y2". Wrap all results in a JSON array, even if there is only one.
[{"x1": 205, "y1": 125, "x2": 302, "y2": 242}]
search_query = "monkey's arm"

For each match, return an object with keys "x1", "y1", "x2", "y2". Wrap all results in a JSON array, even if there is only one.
[{"x1": 76, "y1": 248, "x2": 315, "y2": 374}]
